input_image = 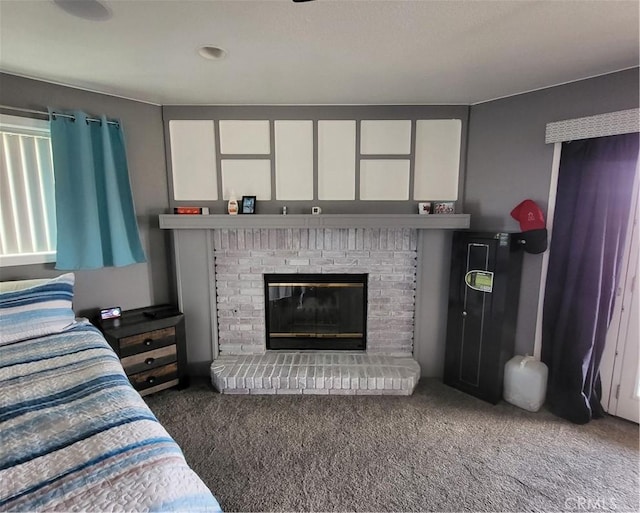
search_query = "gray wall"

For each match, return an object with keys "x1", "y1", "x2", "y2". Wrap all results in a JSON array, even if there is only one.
[
  {"x1": 3, "y1": 69, "x2": 638, "y2": 374},
  {"x1": 413, "y1": 230, "x2": 453, "y2": 377},
  {"x1": 465, "y1": 68, "x2": 640, "y2": 355},
  {"x1": 0, "y1": 73, "x2": 173, "y2": 316}
]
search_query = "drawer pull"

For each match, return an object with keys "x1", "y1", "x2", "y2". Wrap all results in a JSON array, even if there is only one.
[
  {"x1": 145, "y1": 358, "x2": 155, "y2": 365},
  {"x1": 144, "y1": 339, "x2": 153, "y2": 346},
  {"x1": 147, "y1": 376, "x2": 156, "y2": 384}
]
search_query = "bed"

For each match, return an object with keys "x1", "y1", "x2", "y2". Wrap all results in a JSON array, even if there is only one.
[{"x1": 0, "y1": 273, "x2": 221, "y2": 512}]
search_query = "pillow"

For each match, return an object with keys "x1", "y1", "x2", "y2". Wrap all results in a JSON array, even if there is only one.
[
  {"x1": 0, "y1": 278, "x2": 50, "y2": 293},
  {"x1": 0, "y1": 273, "x2": 76, "y2": 346}
]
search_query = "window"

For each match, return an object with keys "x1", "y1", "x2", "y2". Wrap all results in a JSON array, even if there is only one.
[{"x1": 0, "y1": 114, "x2": 56, "y2": 266}]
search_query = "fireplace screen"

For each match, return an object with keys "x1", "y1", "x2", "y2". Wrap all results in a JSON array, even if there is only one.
[{"x1": 264, "y1": 273, "x2": 367, "y2": 350}]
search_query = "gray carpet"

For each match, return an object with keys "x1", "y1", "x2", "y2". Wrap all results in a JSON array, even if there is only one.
[{"x1": 145, "y1": 378, "x2": 639, "y2": 512}]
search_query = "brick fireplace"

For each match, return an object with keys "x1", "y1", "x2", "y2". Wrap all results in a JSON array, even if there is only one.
[
  {"x1": 205, "y1": 227, "x2": 422, "y2": 395},
  {"x1": 159, "y1": 212, "x2": 471, "y2": 394},
  {"x1": 212, "y1": 228, "x2": 418, "y2": 356}
]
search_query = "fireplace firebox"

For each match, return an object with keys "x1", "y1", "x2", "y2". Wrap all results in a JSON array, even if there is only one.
[{"x1": 264, "y1": 274, "x2": 367, "y2": 350}]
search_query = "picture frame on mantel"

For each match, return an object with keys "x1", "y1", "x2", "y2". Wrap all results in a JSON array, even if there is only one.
[
  {"x1": 241, "y1": 196, "x2": 256, "y2": 214},
  {"x1": 434, "y1": 201, "x2": 455, "y2": 214},
  {"x1": 418, "y1": 202, "x2": 432, "y2": 215}
]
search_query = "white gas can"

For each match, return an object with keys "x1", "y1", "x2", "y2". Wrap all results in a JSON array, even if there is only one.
[{"x1": 503, "y1": 355, "x2": 548, "y2": 412}]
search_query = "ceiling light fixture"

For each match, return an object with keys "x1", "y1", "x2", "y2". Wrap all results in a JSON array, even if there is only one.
[
  {"x1": 198, "y1": 46, "x2": 227, "y2": 61},
  {"x1": 53, "y1": 0, "x2": 112, "y2": 21}
]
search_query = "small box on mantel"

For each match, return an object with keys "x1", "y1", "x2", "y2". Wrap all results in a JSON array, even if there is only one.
[{"x1": 173, "y1": 207, "x2": 209, "y2": 215}]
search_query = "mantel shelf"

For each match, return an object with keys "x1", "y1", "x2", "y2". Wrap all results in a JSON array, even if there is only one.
[{"x1": 159, "y1": 213, "x2": 470, "y2": 230}]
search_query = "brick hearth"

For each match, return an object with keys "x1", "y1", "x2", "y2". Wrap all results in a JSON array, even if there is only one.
[{"x1": 211, "y1": 353, "x2": 420, "y2": 395}]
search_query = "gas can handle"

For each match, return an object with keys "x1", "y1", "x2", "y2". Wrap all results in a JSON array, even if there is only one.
[{"x1": 520, "y1": 355, "x2": 536, "y2": 368}]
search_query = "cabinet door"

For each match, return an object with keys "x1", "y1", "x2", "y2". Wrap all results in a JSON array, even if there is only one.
[
  {"x1": 413, "y1": 119, "x2": 461, "y2": 201},
  {"x1": 445, "y1": 233, "x2": 502, "y2": 403},
  {"x1": 169, "y1": 120, "x2": 218, "y2": 201},
  {"x1": 458, "y1": 240, "x2": 497, "y2": 386},
  {"x1": 360, "y1": 120, "x2": 411, "y2": 155},
  {"x1": 318, "y1": 120, "x2": 356, "y2": 200},
  {"x1": 275, "y1": 120, "x2": 313, "y2": 200}
]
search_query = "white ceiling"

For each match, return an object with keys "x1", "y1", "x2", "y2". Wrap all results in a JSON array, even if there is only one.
[{"x1": 0, "y1": 0, "x2": 638, "y2": 106}]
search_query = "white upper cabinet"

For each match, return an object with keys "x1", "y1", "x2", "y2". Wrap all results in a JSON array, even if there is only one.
[
  {"x1": 360, "y1": 160, "x2": 410, "y2": 200},
  {"x1": 413, "y1": 119, "x2": 462, "y2": 200},
  {"x1": 169, "y1": 120, "x2": 218, "y2": 200},
  {"x1": 219, "y1": 120, "x2": 270, "y2": 154},
  {"x1": 275, "y1": 120, "x2": 313, "y2": 200},
  {"x1": 318, "y1": 120, "x2": 356, "y2": 200},
  {"x1": 167, "y1": 113, "x2": 463, "y2": 204},
  {"x1": 221, "y1": 160, "x2": 271, "y2": 200},
  {"x1": 360, "y1": 120, "x2": 412, "y2": 155}
]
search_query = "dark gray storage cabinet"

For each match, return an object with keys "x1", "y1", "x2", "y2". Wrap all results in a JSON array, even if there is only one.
[{"x1": 443, "y1": 231, "x2": 523, "y2": 404}]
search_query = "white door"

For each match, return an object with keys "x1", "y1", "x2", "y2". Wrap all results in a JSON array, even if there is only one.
[{"x1": 601, "y1": 182, "x2": 639, "y2": 423}]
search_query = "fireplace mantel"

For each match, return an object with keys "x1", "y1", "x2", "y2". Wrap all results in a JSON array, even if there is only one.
[{"x1": 159, "y1": 213, "x2": 470, "y2": 230}]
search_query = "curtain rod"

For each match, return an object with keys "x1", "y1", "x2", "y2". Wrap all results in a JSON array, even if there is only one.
[{"x1": 0, "y1": 104, "x2": 120, "y2": 126}]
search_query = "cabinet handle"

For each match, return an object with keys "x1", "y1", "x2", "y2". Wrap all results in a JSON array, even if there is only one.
[
  {"x1": 147, "y1": 376, "x2": 156, "y2": 384},
  {"x1": 144, "y1": 338, "x2": 153, "y2": 346},
  {"x1": 462, "y1": 311, "x2": 468, "y2": 317},
  {"x1": 145, "y1": 358, "x2": 155, "y2": 365}
]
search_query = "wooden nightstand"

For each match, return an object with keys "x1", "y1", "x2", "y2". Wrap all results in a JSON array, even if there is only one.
[{"x1": 98, "y1": 305, "x2": 188, "y2": 396}]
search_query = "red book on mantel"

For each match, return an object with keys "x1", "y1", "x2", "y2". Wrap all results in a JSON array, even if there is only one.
[{"x1": 173, "y1": 207, "x2": 209, "y2": 215}]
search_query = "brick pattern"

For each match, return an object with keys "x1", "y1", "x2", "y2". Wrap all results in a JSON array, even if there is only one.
[
  {"x1": 212, "y1": 228, "x2": 418, "y2": 356},
  {"x1": 210, "y1": 353, "x2": 421, "y2": 395}
]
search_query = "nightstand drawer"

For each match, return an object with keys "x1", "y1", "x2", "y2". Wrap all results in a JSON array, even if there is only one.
[
  {"x1": 120, "y1": 327, "x2": 176, "y2": 357},
  {"x1": 129, "y1": 362, "x2": 178, "y2": 391},
  {"x1": 121, "y1": 345, "x2": 177, "y2": 375}
]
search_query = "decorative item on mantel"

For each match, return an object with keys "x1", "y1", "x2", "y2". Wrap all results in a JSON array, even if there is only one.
[
  {"x1": 227, "y1": 197, "x2": 239, "y2": 215},
  {"x1": 418, "y1": 202, "x2": 432, "y2": 215},
  {"x1": 434, "y1": 201, "x2": 455, "y2": 214},
  {"x1": 241, "y1": 196, "x2": 256, "y2": 214},
  {"x1": 173, "y1": 207, "x2": 209, "y2": 215}
]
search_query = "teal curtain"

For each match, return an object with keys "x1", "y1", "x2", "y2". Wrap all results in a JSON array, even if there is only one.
[{"x1": 49, "y1": 110, "x2": 146, "y2": 270}]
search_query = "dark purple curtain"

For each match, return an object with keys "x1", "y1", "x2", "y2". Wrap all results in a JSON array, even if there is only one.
[{"x1": 542, "y1": 132, "x2": 639, "y2": 424}]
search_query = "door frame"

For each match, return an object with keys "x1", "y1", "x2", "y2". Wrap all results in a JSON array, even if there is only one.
[
  {"x1": 600, "y1": 166, "x2": 639, "y2": 417},
  {"x1": 533, "y1": 142, "x2": 562, "y2": 359}
]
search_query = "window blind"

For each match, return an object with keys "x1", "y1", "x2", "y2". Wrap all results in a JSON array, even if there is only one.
[{"x1": 0, "y1": 114, "x2": 56, "y2": 266}]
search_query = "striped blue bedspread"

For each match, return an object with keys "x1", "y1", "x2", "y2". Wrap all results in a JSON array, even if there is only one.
[{"x1": 0, "y1": 322, "x2": 221, "y2": 512}]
